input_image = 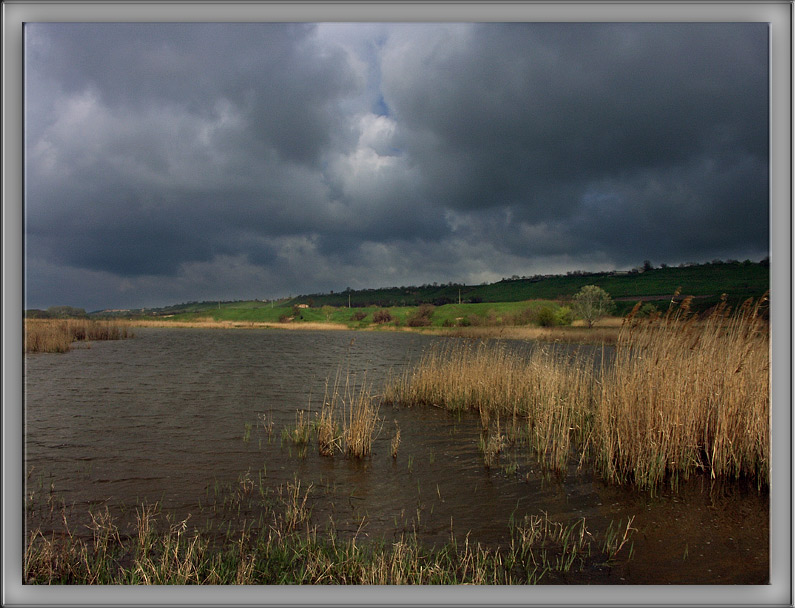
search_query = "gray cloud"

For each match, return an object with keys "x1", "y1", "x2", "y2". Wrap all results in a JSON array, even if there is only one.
[{"x1": 24, "y1": 22, "x2": 769, "y2": 310}]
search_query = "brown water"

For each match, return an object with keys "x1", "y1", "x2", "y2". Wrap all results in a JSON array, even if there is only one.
[{"x1": 24, "y1": 328, "x2": 768, "y2": 584}]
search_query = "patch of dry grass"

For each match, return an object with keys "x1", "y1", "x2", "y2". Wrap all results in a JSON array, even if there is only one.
[{"x1": 423, "y1": 324, "x2": 621, "y2": 345}]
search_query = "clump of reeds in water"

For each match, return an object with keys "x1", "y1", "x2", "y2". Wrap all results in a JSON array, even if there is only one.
[
  {"x1": 592, "y1": 293, "x2": 770, "y2": 489},
  {"x1": 282, "y1": 410, "x2": 312, "y2": 446},
  {"x1": 384, "y1": 295, "x2": 770, "y2": 489},
  {"x1": 316, "y1": 377, "x2": 342, "y2": 456},
  {"x1": 342, "y1": 374, "x2": 381, "y2": 458},
  {"x1": 312, "y1": 367, "x2": 381, "y2": 459},
  {"x1": 25, "y1": 319, "x2": 133, "y2": 353}
]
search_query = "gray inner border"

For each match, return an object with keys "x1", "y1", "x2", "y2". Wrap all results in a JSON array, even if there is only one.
[{"x1": 3, "y1": 1, "x2": 791, "y2": 606}]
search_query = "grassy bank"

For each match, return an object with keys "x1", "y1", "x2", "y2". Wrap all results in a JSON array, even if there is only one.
[
  {"x1": 25, "y1": 319, "x2": 133, "y2": 353},
  {"x1": 25, "y1": 475, "x2": 636, "y2": 585},
  {"x1": 384, "y1": 296, "x2": 770, "y2": 490}
]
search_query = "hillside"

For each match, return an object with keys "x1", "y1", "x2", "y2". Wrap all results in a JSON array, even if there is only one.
[
  {"x1": 83, "y1": 259, "x2": 768, "y2": 320},
  {"x1": 290, "y1": 260, "x2": 769, "y2": 314}
]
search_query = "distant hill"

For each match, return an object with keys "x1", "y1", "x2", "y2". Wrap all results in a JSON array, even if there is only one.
[
  {"x1": 290, "y1": 259, "x2": 769, "y2": 314},
  {"x1": 98, "y1": 258, "x2": 768, "y2": 320}
]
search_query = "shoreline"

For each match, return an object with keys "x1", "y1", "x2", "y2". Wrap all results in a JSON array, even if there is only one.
[{"x1": 121, "y1": 317, "x2": 624, "y2": 343}]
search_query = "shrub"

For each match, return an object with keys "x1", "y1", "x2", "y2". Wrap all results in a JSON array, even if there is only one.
[
  {"x1": 503, "y1": 308, "x2": 535, "y2": 326},
  {"x1": 407, "y1": 304, "x2": 434, "y2": 327},
  {"x1": 350, "y1": 311, "x2": 367, "y2": 322},
  {"x1": 555, "y1": 306, "x2": 574, "y2": 326},
  {"x1": 372, "y1": 309, "x2": 392, "y2": 324},
  {"x1": 636, "y1": 303, "x2": 658, "y2": 318},
  {"x1": 535, "y1": 306, "x2": 557, "y2": 327}
]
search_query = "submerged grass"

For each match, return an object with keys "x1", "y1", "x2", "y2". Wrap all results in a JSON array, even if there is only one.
[
  {"x1": 384, "y1": 295, "x2": 769, "y2": 490},
  {"x1": 25, "y1": 476, "x2": 636, "y2": 585},
  {"x1": 25, "y1": 319, "x2": 133, "y2": 353}
]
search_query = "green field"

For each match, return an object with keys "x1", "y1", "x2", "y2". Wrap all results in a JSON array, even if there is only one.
[
  {"x1": 73, "y1": 259, "x2": 768, "y2": 326},
  {"x1": 154, "y1": 299, "x2": 571, "y2": 329}
]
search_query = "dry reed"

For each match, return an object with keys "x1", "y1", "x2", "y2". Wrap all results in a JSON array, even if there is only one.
[
  {"x1": 592, "y1": 294, "x2": 769, "y2": 488},
  {"x1": 25, "y1": 319, "x2": 133, "y2": 353},
  {"x1": 383, "y1": 340, "x2": 594, "y2": 473},
  {"x1": 312, "y1": 367, "x2": 382, "y2": 458},
  {"x1": 390, "y1": 421, "x2": 401, "y2": 458},
  {"x1": 385, "y1": 296, "x2": 770, "y2": 489},
  {"x1": 342, "y1": 374, "x2": 381, "y2": 458}
]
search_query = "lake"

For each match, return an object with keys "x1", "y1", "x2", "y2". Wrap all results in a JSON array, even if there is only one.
[{"x1": 24, "y1": 327, "x2": 769, "y2": 584}]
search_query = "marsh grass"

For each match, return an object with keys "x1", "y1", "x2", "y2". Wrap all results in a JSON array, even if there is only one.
[
  {"x1": 479, "y1": 420, "x2": 506, "y2": 469},
  {"x1": 258, "y1": 412, "x2": 274, "y2": 439},
  {"x1": 384, "y1": 340, "x2": 593, "y2": 475},
  {"x1": 593, "y1": 294, "x2": 770, "y2": 489},
  {"x1": 311, "y1": 366, "x2": 382, "y2": 459},
  {"x1": 601, "y1": 516, "x2": 636, "y2": 564},
  {"x1": 281, "y1": 410, "x2": 312, "y2": 447},
  {"x1": 25, "y1": 477, "x2": 636, "y2": 585},
  {"x1": 25, "y1": 319, "x2": 133, "y2": 353},
  {"x1": 385, "y1": 295, "x2": 770, "y2": 489},
  {"x1": 342, "y1": 375, "x2": 381, "y2": 458},
  {"x1": 391, "y1": 421, "x2": 401, "y2": 458}
]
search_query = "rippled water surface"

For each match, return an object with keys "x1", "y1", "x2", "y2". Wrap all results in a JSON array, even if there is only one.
[{"x1": 24, "y1": 328, "x2": 768, "y2": 584}]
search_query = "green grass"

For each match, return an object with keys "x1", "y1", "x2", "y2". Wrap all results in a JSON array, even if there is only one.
[
  {"x1": 130, "y1": 299, "x2": 578, "y2": 330},
  {"x1": 25, "y1": 474, "x2": 637, "y2": 585},
  {"x1": 96, "y1": 259, "x2": 767, "y2": 324}
]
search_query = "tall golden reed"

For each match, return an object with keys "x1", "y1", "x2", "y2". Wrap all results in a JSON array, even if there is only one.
[
  {"x1": 383, "y1": 340, "x2": 594, "y2": 472},
  {"x1": 315, "y1": 367, "x2": 381, "y2": 458},
  {"x1": 25, "y1": 319, "x2": 132, "y2": 353},
  {"x1": 593, "y1": 294, "x2": 769, "y2": 488},
  {"x1": 384, "y1": 296, "x2": 769, "y2": 489}
]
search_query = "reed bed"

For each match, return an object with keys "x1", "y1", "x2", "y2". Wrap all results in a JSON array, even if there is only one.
[
  {"x1": 384, "y1": 296, "x2": 769, "y2": 489},
  {"x1": 25, "y1": 476, "x2": 636, "y2": 585},
  {"x1": 383, "y1": 340, "x2": 594, "y2": 472},
  {"x1": 592, "y1": 295, "x2": 770, "y2": 488},
  {"x1": 25, "y1": 319, "x2": 133, "y2": 353}
]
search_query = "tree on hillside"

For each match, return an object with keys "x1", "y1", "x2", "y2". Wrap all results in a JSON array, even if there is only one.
[{"x1": 572, "y1": 285, "x2": 615, "y2": 328}]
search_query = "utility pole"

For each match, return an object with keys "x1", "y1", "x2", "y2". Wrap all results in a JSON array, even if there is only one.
[{"x1": 348, "y1": 293, "x2": 351, "y2": 308}]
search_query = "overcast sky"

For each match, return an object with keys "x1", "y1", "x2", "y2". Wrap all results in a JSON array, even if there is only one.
[{"x1": 24, "y1": 22, "x2": 769, "y2": 311}]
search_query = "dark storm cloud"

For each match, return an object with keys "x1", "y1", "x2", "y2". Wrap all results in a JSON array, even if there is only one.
[
  {"x1": 24, "y1": 22, "x2": 769, "y2": 310},
  {"x1": 381, "y1": 23, "x2": 768, "y2": 244}
]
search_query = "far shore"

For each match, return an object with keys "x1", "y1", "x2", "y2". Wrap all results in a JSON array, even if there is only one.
[{"x1": 120, "y1": 317, "x2": 624, "y2": 343}]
